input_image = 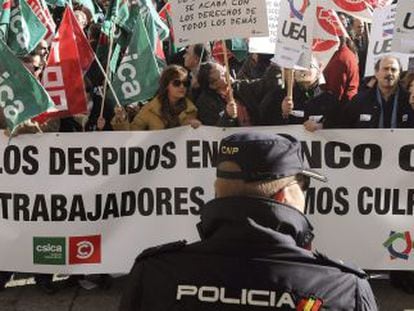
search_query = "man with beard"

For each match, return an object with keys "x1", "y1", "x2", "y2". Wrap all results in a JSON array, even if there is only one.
[{"x1": 342, "y1": 56, "x2": 414, "y2": 128}]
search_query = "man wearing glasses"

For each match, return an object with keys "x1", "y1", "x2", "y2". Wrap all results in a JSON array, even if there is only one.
[{"x1": 121, "y1": 132, "x2": 377, "y2": 310}]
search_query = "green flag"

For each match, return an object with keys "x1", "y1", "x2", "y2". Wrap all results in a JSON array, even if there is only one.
[
  {"x1": 43, "y1": 0, "x2": 67, "y2": 6},
  {"x1": 7, "y1": 0, "x2": 47, "y2": 56},
  {"x1": 230, "y1": 38, "x2": 248, "y2": 62},
  {"x1": 96, "y1": 0, "x2": 130, "y2": 71},
  {"x1": 111, "y1": 13, "x2": 160, "y2": 106},
  {"x1": 101, "y1": 0, "x2": 129, "y2": 36},
  {"x1": 0, "y1": 38, "x2": 54, "y2": 133},
  {"x1": 138, "y1": 0, "x2": 168, "y2": 69},
  {"x1": 0, "y1": 0, "x2": 11, "y2": 41}
]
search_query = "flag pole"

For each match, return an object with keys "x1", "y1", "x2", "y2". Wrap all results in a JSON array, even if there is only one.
[
  {"x1": 283, "y1": 67, "x2": 294, "y2": 119},
  {"x1": 221, "y1": 39, "x2": 237, "y2": 118},
  {"x1": 99, "y1": 22, "x2": 117, "y2": 119},
  {"x1": 93, "y1": 53, "x2": 121, "y2": 107}
]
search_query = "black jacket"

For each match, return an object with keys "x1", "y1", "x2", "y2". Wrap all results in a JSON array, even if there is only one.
[
  {"x1": 342, "y1": 86, "x2": 414, "y2": 128},
  {"x1": 120, "y1": 196, "x2": 377, "y2": 311},
  {"x1": 259, "y1": 84, "x2": 341, "y2": 128},
  {"x1": 196, "y1": 66, "x2": 283, "y2": 127}
]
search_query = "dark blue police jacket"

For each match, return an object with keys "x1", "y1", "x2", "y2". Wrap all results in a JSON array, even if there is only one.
[{"x1": 120, "y1": 196, "x2": 377, "y2": 311}]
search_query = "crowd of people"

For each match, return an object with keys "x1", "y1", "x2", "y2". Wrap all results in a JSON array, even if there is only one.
[
  {"x1": 1, "y1": 1, "x2": 414, "y2": 134},
  {"x1": 1, "y1": 0, "x2": 414, "y2": 296}
]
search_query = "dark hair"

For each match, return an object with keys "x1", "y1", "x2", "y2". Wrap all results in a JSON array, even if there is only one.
[
  {"x1": 374, "y1": 56, "x2": 402, "y2": 72},
  {"x1": 158, "y1": 64, "x2": 188, "y2": 128},
  {"x1": 193, "y1": 43, "x2": 211, "y2": 63},
  {"x1": 338, "y1": 36, "x2": 358, "y2": 55},
  {"x1": 401, "y1": 72, "x2": 414, "y2": 91},
  {"x1": 197, "y1": 62, "x2": 215, "y2": 90}
]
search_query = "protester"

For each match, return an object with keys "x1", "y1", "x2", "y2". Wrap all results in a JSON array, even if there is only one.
[
  {"x1": 402, "y1": 72, "x2": 414, "y2": 108},
  {"x1": 237, "y1": 53, "x2": 273, "y2": 80},
  {"x1": 183, "y1": 43, "x2": 211, "y2": 100},
  {"x1": 111, "y1": 65, "x2": 200, "y2": 130},
  {"x1": 22, "y1": 54, "x2": 44, "y2": 80},
  {"x1": 33, "y1": 40, "x2": 49, "y2": 66},
  {"x1": 183, "y1": 44, "x2": 211, "y2": 74},
  {"x1": 350, "y1": 17, "x2": 369, "y2": 80},
  {"x1": 260, "y1": 58, "x2": 340, "y2": 131},
  {"x1": 337, "y1": 11, "x2": 350, "y2": 33},
  {"x1": 196, "y1": 61, "x2": 282, "y2": 126},
  {"x1": 342, "y1": 56, "x2": 414, "y2": 128},
  {"x1": 74, "y1": 9, "x2": 89, "y2": 31},
  {"x1": 120, "y1": 132, "x2": 378, "y2": 310},
  {"x1": 323, "y1": 36, "x2": 360, "y2": 104}
]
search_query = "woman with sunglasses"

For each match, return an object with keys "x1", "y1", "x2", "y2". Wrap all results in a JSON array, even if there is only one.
[{"x1": 111, "y1": 65, "x2": 201, "y2": 130}]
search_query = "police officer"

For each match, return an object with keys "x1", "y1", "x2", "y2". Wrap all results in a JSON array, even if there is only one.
[{"x1": 120, "y1": 132, "x2": 378, "y2": 311}]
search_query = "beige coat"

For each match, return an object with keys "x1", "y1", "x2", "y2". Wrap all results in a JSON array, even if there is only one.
[{"x1": 112, "y1": 96, "x2": 197, "y2": 131}]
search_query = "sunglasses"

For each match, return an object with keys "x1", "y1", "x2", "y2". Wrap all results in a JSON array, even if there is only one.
[{"x1": 171, "y1": 79, "x2": 190, "y2": 88}]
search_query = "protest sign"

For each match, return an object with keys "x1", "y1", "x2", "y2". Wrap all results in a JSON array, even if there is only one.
[
  {"x1": 392, "y1": 0, "x2": 414, "y2": 54},
  {"x1": 170, "y1": 0, "x2": 269, "y2": 48},
  {"x1": 273, "y1": 0, "x2": 315, "y2": 69},
  {"x1": 312, "y1": 6, "x2": 345, "y2": 69},
  {"x1": 365, "y1": 4, "x2": 409, "y2": 77},
  {"x1": 323, "y1": 0, "x2": 373, "y2": 21},
  {"x1": 1, "y1": 127, "x2": 414, "y2": 273},
  {"x1": 248, "y1": 0, "x2": 280, "y2": 54}
]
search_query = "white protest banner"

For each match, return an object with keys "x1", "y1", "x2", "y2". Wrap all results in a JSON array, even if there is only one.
[
  {"x1": 392, "y1": 0, "x2": 414, "y2": 54},
  {"x1": 312, "y1": 6, "x2": 345, "y2": 69},
  {"x1": 1, "y1": 127, "x2": 414, "y2": 273},
  {"x1": 365, "y1": 4, "x2": 409, "y2": 77},
  {"x1": 248, "y1": 0, "x2": 280, "y2": 54},
  {"x1": 170, "y1": 0, "x2": 269, "y2": 48},
  {"x1": 322, "y1": 0, "x2": 373, "y2": 21},
  {"x1": 273, "y1": 0, "x2": 315, "y2": 69}
]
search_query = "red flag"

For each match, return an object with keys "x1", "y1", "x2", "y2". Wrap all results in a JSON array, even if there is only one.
[
  {"x1": 68, "y1": 7, "x2": 94, "y2": 73},
  {"x1": 27, "y1": 0, "x2": 56, "y2": 43},
  {"x1": 159, "y1": 3, "x2": 174, "y2": 42},
  {"x1": 36, "y1": 7, "x2": 89, "y2": 122}
]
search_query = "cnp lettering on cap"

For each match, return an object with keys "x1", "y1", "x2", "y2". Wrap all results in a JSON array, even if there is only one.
[{"x1": 221, "y1": 146, "x2": 239, "y2": 155}]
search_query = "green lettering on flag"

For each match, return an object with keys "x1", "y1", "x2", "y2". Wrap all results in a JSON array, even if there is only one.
[
  {"x1": 7, "y1": 0, "x2": 47, "y2": 56},
  {"x1": 0, "y1": 38, "x2": 54, "y2": 133},
  {"x1": 111, "y1": 13, "x2": 160, "y2": 106}
]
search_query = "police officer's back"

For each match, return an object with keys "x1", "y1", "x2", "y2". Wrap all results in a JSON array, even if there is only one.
[{"x1": 120, "y1": 132, "x2": 377, "y2": 311}]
